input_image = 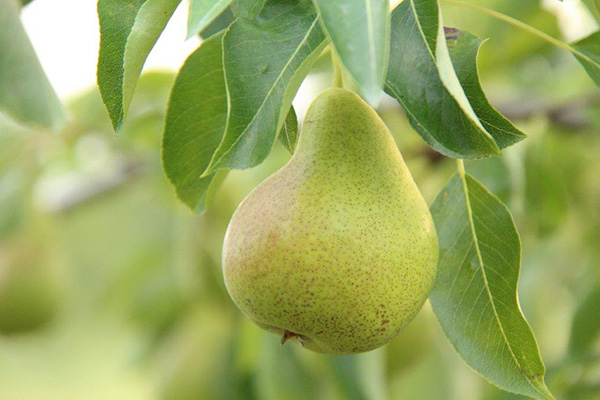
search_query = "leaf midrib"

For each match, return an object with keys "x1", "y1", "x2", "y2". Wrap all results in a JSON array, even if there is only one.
[
  {"x1": 405, "y1": 0, "x2": 498, "y2": 150},
  {"x1": 205, "y1": 13, "x2": 321, "y2": 174},
  {"x1": 188, "y1": 0, "x2": 232, "y2": 38},
  {"x1": 365, "y1": 0, "x2": 379, "y2": 89},
  {"x1": 457, "y1": 164, "x2": 548, "y2": 399}
]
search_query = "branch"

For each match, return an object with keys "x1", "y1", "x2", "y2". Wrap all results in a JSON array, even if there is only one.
[
  {"x1": 497, "y1": 93, "x2": 600, "y2": 131},
  {"x1": 40, "y1": 160, "x2": 144, "y2": 214}
]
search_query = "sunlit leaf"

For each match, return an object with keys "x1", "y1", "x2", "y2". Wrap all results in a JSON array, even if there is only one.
[
  {"x1": 582, "y1": 0, "x2": 600, "y2": 23},
  {"x1": 199, "y1": 6, "x2": 234, "y2": 39},
  {"x1": 187, "y1": 0, "x2": 233, "y2": 39},
  {"x1": 0, "y1": 0, "x2": 65, "y2": 131},
  {"x1": 162, "y1": 33, "x2": 227, "y2": 213},
  {"x1": 385, "y1": 0, "x2": 502, "y2": 159},
  {"x1": 203, "y1": 0, "x2": 327, "y2": 175},
  {"x1": 572, "y1": 30, "x2": 600, "y2": 87},
  {"x1": 430, "y1": 171, "x2": 553, "y2": 400},
  {"x1": 446, "y1": 28, "x2": 526, "y2": 149},
  {"x1": 465, "y1": 156, "x2": 512, "y2": 204},
  {"x1": 0, "y1": 119, "x2": 31, "y2": 236},
  {"x1": 97, "y1": 0, "x2": 181, "y2": 131},
  {"x1": 313, "y1": 0, "x2": 390, "y2": 105},
  {"x1": 230, "y1": 0, "x2": 266, "y2": 18}
]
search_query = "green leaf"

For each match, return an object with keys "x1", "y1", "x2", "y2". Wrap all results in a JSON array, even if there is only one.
[
  {"x1": 199, "y1": 7, "x2": 234, "y2": 39},
  {"x1": 465, "y1": 156, "x2": 512, "y2": 204},
  {"x1": 187, "y1": 0, "x2": 233, "y2": 39},
  {"x1": 445, "y1": 28, "x2": 526, "y2": 149},
  {"x1": 0, "y1": 0, "x2": 65, "y2": 131},
  {"x1": 97, "y1": 0, "x2": 181, "y2": 131},
  {"x1": 385, "y1": 0, "x2": 501, "y2": 159},
  {"x1": 230, "y1": 0, "x2": 266, "y2": 18},
  {"x1": 278, "y1": 107, "x2": 298, "y2": 154},
  {"x1": 203, "y1": 0, "x2": 328, "y2": 175},
  {"x1": 0, "y1": 126, "x2": 30, "y2": 237},
  {"x1": 569, "y1": 284, "x2": 600, "y2": 357},
  {"x1": 312, "y1": 0, "x2": 390, "y2": 105},
  {"x1": 572, "y1": 30, "x2": 600, "y2": 87},
  {"x1": 582, "y1": 0, "x2": 600, "y2": 23},
  {"x1": 162, "y1": 33, "x2": 227, "y2": 213},
  {"x1": 430, "y1": 170, "x2": 553, "y2": 400}
]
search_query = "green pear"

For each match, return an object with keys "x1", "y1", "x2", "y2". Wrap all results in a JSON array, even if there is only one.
[
  {"x1": 0, "y1": 235, "x2": 61, "y2": 334},
  {"x1": 222, "y1": 88, "x2": 438, "y2": 354}
]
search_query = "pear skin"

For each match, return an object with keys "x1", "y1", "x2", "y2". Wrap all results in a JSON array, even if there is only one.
[{"x1": 222, "y1": 88, "x2": 438, "y2": 354}]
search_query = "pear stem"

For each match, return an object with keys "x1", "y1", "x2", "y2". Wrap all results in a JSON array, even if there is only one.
[
  {"x1": 331, "y1": 48, "x2": 344, "y2": 88},
  {"x1": 281, "y1": 330, "x2": 305, "y2": 346}
]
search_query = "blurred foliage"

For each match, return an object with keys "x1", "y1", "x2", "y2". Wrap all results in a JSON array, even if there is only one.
[{"x1": 1, "y1": 2, "x2": 600, "y2": 399}]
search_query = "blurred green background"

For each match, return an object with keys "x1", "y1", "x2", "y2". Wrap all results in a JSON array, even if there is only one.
[{"x1": 1, "y1": 1, "x2": 600, "y2": 399}]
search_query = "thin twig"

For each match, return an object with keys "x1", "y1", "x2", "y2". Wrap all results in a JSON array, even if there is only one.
[
  {"x1": 497, "y1": 93, "x2": 600, "y2": 130},
  {"x1": 44, "y1": 160, "x2": 144, "y2": 214},
  {"x1": 441, "y1": 0, "x2": 596, "y2": 66}
]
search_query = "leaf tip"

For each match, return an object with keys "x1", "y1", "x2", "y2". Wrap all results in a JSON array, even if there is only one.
[
  {"x1": 533, "y1": 380, "x2": 555, "y2": 400},
  {"x1": 111, "y1": 117, "x2": 124, "y2": 134},
  {"x1": 200, "y1": 163, "x2": 218, "y2": 179}
]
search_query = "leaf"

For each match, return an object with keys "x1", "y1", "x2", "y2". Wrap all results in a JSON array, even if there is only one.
[
  {"x1": 278, "y1": 107, "x2": 298, "y2": 154},
  {"x1": 162, "y1": 33, "x2": 227, "y2": 213},
  {"x1": 97, "y1": 0, "x2": 181, "y2": 131},
  {"x1": 199, "y1": 7, "x2": 234, "y2": 39},
  {"x1": 568, "y1": 284, "x2": 600, "y2": 357},
  {"x1": 187, "y1": 0, "x2": 233, "y2": 39},
  {"x1": 202, "y1": 0, "x2": 328, "y2": 175},
  {"x1": 230, "y1": 0, "x2": 266, "y2": 18},
  {"x1": 429, "y1": 170, "x2": 553, "y2": 400},
  {"x1": 572, "y1": 30, "x2": 600, "y2": 87},
  {"x1": 582, "y1": 0, "x2": 600, "y2": 23},
  {"x1": 0, "y1": 0, "x2": 65, "y2": 131},
  {"x1": 385, "y1": 0, "x2": 501, "y2": 159},
  {"x1": 312, "y1": 0, "x2": 390, "y2": 105},
  {"x1": 0, "y1": 140, "x2": 28, "y2": 237},
  {"x1": 445, "y1": 28, "x2": 526, "y2": 149},
  {"x1": 465, "y1": 156, "x2": 512, "y2": 204}
]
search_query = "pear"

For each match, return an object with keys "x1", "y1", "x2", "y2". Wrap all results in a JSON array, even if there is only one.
[
  {"x1": 0, "y1": 235, "x2": 61, "y2": 334},
  {"x1": 222, "y1": 88, "x2": 438, "y2": 354}
]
